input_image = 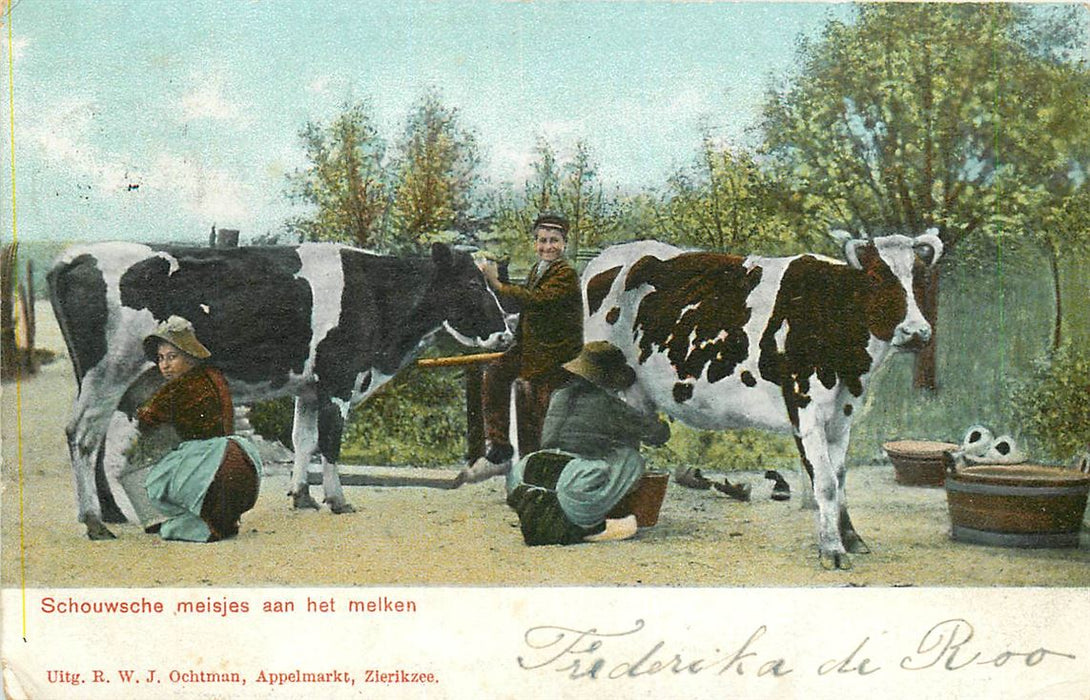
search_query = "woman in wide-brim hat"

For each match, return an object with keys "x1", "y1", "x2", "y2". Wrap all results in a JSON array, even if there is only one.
[
  {"x1": 127, "y1": 315, "x2": 262, "y2": 542},
  {"x1": 505, "y1": 341, "x2": 670, "y2": 545}
]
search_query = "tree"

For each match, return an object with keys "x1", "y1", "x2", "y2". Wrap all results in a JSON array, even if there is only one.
[
  {"x1": 389, "y1": 90, "x2": 482, "y2": 250},
  {"x1": 525, "y1": 136, "x2": 560, "y2": 214},
  {"x1": 658, "y1": 130, "x2": 804, "y2": 254},
  {"x1": 285, "y1": 100, "x2": 388, "y2": 248},
  {"x1": 559, "y1": 139, "x2": 620, "y2": 261},
  {"x1": 484, "y1": 136, "x2": 617, "y2": 269},
  {"x1": 1036, "y1": 189, "x2": 1090, "y2": 350},
  {"x1": 760, "y1": 3, "x2": 1090, "y2": 389}
]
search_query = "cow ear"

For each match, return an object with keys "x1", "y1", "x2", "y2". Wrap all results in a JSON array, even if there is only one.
[
  {"x1": 831, "y1": 230, "x2": 865, "y2": 270},
  {"x1": 431, "y1": 242, "x2": 453, "y2": 271},
  {"x1": 914, "y1": 229, "x2": 943, "y2": 267}
]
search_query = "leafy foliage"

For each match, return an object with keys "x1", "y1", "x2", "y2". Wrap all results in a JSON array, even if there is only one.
[
  {"x1": 658, "y1": 131, "x2": 820, "y2": 254},
  {"x1": 388, "y1": 89, "x2": 482, "y2": 252},
  {"x1": 479, "y1": 136, "x2": 618, "y2": 272},
  {"x1": 248, "y1": 362, "x2": 468, "y2": 467},
  {"x1": 1010, "y1": 342, "x2": 1090, "y2": 462},
  {"x1": 340, "y1": 361, "x2": 467, "y2": 466},
  {"x1": 761, "y1": 4, "x2": 1089, "y2": 248},
  {"x1": 284, "y1": 100, "x2": 389, "y2": 248},
  {"x1": 248, "y1": 396, "x2": 294, "y2": 451},
  {"x1": 759, "y1": 3, "x2": 1090, "y2": 389},
  {"x1": 644, "y1": 423, "x2": 797, "y2": 474}
]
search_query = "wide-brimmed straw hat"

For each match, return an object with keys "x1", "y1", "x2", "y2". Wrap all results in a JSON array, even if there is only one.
[
  {"x1": 562, "y1": 341, "x2": 636, "y2": 391},
  {"x1": 143, "y1": 315, "x2": 211, "y2": 362}
]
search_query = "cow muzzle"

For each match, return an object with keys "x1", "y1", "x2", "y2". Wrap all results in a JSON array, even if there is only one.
[
  {"x1": 892, "y1": 321, "x2": 932, "y2": 351},
  {"x1": 484, "y1": 328, "x2": 515, "y2": 350}
]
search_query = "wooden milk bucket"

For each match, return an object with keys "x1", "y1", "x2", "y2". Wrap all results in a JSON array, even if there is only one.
[
  {"x1": 945, "y1": 464, "x2": 1090, "y2": 548},
  {"x1": 608, "y1": 472, "x2": 670, "y2": 527}
]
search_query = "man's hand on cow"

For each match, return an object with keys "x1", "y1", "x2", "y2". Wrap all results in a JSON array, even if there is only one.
[{"x1": 478, "y1": 259, "x2": 500, "y2": 288}]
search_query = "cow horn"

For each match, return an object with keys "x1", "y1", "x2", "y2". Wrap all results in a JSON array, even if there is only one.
[
  {"x1": 830, "y1": 230, "x2": 865, "y2": 270},
  {"x1": 913, "y1": 229, "x2": 944, "y2": 266}
]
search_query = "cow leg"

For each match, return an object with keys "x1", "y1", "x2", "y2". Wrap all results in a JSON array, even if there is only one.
[
  {"x1": 67, "y1": 432, "x2": 115, "y2": 540},
  {"x1": 66, "y1": 352, "x2": 151, "y2": 537},
  {"x1": 95, "y1": 446, "x2": 128, "y2": 524},
  {"x1": 289, "y1": 393, "x2": 322, "y2": 510},
  {"x1": 100, "y1": 411, "x2": 142, "y2": 524},
  {"x1": 318, "y1": 401, "x2": 354, "y2": 514},
  {"x1": 795, "y1": 408, "x2": 850, "y2": 570},
  {"x1": 791, "y1": 436, "x2": 818, "y2": 511},
  {"x1": 826, "y1": 408, "x2": 869, "y2": 555}
]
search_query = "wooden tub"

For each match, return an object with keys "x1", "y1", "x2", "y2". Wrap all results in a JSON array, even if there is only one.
[
  {"x1": 945, "y1": 464, "x2": 1090, "y2": 548},
  {"x1": 883, "y1": 440, "x2": 959, "y2": 487}
]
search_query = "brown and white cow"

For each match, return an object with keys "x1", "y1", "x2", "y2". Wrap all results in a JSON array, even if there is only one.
[
  {"x1": 581, "y1": 230, "x2": 943, "y2": 569},
  {"x1": 49, "y1": 241, "x2": 511, "y2": 540}
]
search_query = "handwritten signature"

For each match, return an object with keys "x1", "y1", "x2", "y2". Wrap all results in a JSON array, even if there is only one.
[{"x1": 518, "y1": 618, "x2": 1075, "y2": 680}]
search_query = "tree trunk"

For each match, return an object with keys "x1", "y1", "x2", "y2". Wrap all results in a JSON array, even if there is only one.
[
  {"x1": 912, "y1": 265, "x2": 940, "y2": 391},
  {"x1": 1047, "y1": 237, "x2": 1062, "y2": 351}
]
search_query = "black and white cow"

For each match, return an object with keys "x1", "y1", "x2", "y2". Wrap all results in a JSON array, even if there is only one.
[
  {"x1": 581, "y1": 230, "x2": 943, "y2": 569},
  {"x1": 48, "y1": 241, "x2": 511, "y2": 540}
]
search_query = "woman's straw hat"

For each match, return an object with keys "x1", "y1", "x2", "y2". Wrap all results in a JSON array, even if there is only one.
[
  {"x1": 143, "y1": 315, "x2": 211, "y2": 362},
  {"x1": 562, "y1": 341, "x2": 636, "y2": 391}
]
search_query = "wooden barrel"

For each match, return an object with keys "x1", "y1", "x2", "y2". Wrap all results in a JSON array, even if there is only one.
[
  {"x1": 945, "y1": 464, "x2": 1090, "y2": 548},
  {"x1": 608, "y1": 472, "x2": 670, "y2": 528},
  {"x1": 883, "y1": 440, "x2": 958, "y2": 487}
]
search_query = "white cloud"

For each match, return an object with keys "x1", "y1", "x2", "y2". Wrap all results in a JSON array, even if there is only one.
[
  {"x1": 25, "y1": 96, "x2": 140, "y2": 195},
  {"x1": 0, "y1": 33, "x2": 29, "y2": 63},
  {"x1": 148, "y1": 153, "x2": 251, "y2": 224},
  {"x1": 179, "y1": 72, "x2": 246, "y2": 124},
  {"x1": 22, "y1": 95, "x2": 250, "y2": 227},
  {"x1": 489, "y1": 140, "x2": 537, "y2": 186},
  {"x1": 306, "y1": 75, "x2": 332, "y2": 96}
]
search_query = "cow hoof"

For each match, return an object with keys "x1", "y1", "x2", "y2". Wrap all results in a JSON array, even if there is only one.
[
  {"x1": 820, "y1": 551, "x2": 852, "y2": 571},
  {"x1": 291, "y1": 491, "x2": 321, "y2": 510},
  {"x1": 327, "y1": 501, "x2": 356, "y2": 515},
  {"x1": 85, "y1": 518, "x2": 117, "y2": 540}
]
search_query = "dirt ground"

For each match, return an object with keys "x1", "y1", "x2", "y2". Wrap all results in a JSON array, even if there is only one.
[{"x1": 3, "y1": 306, "x2": 1089, "y2": 589}]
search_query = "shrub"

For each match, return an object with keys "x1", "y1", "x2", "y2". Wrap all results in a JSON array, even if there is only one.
[
  {"x1": 248, "y1": 396, "x2": 294, "y2": 449},
  {"x1": 644, "y1": 422, "x2": 797, "y2": 473},
  {"x1": 1010, "y1": 342, "x2": 1090, "y2": 462},
  {"x1": 246, "y1": 363, "x2": 467, "y2": 467},
  {"x1": 340, "y1": 363, "x2": 466, "y2": 466}
]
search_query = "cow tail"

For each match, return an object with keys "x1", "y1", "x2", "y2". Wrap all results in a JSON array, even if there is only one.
[{"x1": 46, "y1": 259, "x2": 87, "y2": 385}]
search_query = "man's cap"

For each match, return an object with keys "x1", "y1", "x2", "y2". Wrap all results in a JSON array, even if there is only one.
[{"x1": 532, "y1": 211, "x2": 569, "y2": 235}]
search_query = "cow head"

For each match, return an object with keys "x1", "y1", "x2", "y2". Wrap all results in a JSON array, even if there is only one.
[
  {"x1": 832, "y1": 228, "x2": 944, "y2": 351},
  {"x1": 429, "y1": 243, "x2": 513, "y2": 349}
]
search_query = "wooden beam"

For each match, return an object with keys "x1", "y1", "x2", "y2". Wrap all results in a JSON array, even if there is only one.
[{"x1": 306, "y1": 464, "x2": 463, "y2": 489}]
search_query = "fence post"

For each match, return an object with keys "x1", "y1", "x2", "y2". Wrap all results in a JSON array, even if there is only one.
[
  {"x1": 18, "y1": 259, "x2": 36, "y2": 373},
  {"x1": 1, "y1": 243, "x2": 17, "y2": 378},
  {"x1": 465, "y1": 366, "x2": 485, "y2": 462}
]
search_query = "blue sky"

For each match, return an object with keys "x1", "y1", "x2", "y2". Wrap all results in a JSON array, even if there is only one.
[{"x1": 4, "y1": 1, "x2": 851, "y2": 244}]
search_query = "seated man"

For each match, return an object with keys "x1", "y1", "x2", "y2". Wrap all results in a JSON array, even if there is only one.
[
  {"x1": 459, "y1": 211, "x2": 583, "y2": 483},
  {"x1": 505, "y1": 341, "x2": 670, "y2": 545}
]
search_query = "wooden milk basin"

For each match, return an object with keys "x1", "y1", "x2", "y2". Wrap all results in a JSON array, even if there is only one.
[{"x1": 945, "y1": 464, "x2": 1090, "y2": 548}]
